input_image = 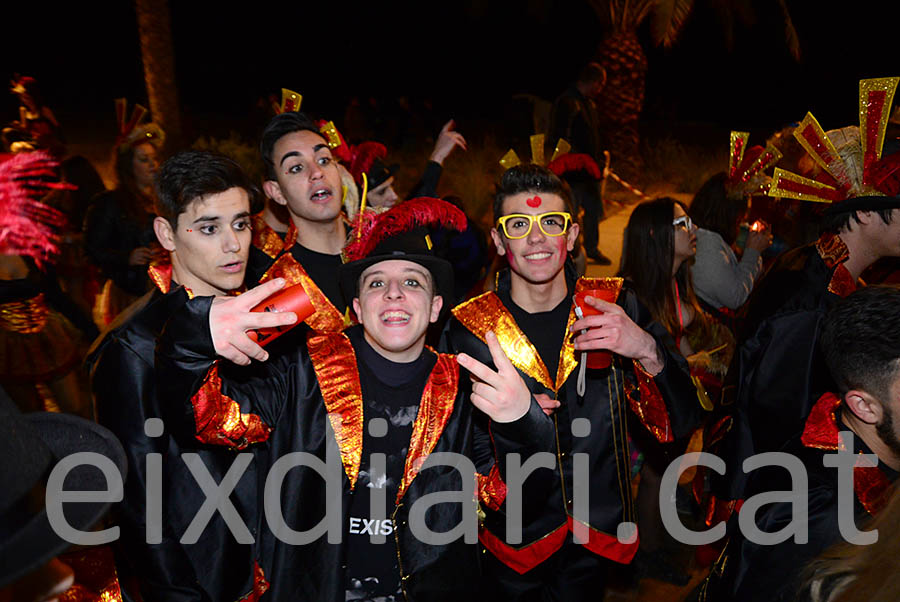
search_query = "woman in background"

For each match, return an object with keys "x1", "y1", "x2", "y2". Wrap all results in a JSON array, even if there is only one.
[
  {"x1": 84, "y1": 110, "x2": 164, "y2": 328},
  {"x1": 618, "y1": 196, "x2": 736, "y2": 584},
  {"x1": 688, "y1": 172, "x2": 772, "y2": 328}
]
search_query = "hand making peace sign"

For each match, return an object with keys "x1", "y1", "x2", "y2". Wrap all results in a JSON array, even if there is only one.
[{"x1": 457, "y1": 330, "x2": 534, "y2": 423}]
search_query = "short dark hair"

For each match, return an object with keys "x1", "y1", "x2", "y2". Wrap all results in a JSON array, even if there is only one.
[
  {"x1": 820, "y1": 285, "x2": 900, "y2": 402},
  {"x1": 820, "y1": 208, "x2": 896, "y2": 235},
  {"x1": 155, "y1": 150, "x2": 259, "y2": 227},
  {"x1": 259, "y1": 111, "x2": 323, "y2": 181},
  {"x1": 688, "y1": 172, "x2": 749, "y2": 246},
  {"x1": 493, "y1": 164, "x2": 576, "y2": 223}
]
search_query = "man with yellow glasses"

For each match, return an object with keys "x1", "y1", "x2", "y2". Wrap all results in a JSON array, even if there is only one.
[{"x1": 441, "y1": 164, "x2": 698, "y2": 601}]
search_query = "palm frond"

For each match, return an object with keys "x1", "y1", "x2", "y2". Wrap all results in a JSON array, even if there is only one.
[
  {"x1": 631, "y1": 0, "x2": 656, "y2": 27},
  {"x1": 777, "y1": 0, "x2": 802, "y2": 62},
  {"x1": 649, "y1": 0, "x2": 696, "y2": 48},
  {"x1": 587, "y1": 0, "x2": 615, "y2": 28}
]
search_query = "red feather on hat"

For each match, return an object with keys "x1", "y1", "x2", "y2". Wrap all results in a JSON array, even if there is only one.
[
  {"x1": 343, "y1": 197, "x2": 468, "y2": 263},
  {"x1": 0, "y1": 151, "x2": 72, "y2": 267},
  {"x1": 349, "y1": 141, "x2": 388, "y2": 185}
]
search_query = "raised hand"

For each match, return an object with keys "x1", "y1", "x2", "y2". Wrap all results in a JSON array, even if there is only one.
[
  {"x1": 571, "y1": 296, "x2": 663, "y2": 376},
  {"x1": 457, "y1": 330, "x2": 533, "y2": 423},
  {"x1": 430, "y1": 119, "x2": 467, "y2": 165},
  {"x1": 209, "y1": 278, "x2": 298, "y2": 366}
]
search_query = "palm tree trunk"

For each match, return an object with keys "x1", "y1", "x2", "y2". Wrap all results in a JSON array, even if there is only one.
[
  {"x1": 594, "y1": 29, "x2": 647, "y2": 180},
  {"x1": 134, "y1": 0, "x2": 182, "y2": 152}
]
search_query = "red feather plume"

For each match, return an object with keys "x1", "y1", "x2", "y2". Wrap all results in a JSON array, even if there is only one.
[
  {"x1": 349, "y1": 141, "x2": 388, "y2": 184},
  {"x1": 0, "y1": 151, "x2": 72, "y2": 267},
  {"x1": 343, "y1": 197, "x2": 468, "y2": 263},
  {"x1": 547, "y1": 153, "x2": 603, "y2": 180}
]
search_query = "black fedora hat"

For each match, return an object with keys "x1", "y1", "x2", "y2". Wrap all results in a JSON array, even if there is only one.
[
  {"x1": 340, "y1": 197, "x2": 467, "y2": 312},
  {"x1": 365, "y1": 156, "x2": 400, "y2": 191},
  {"x1": 0, "y1": 387, "x2": 126, "y2": 588}
]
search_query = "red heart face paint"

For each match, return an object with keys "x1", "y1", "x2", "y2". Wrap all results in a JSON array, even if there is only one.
[{"x1": 526, "y1": 196, "x2": 542, "y2": 208}]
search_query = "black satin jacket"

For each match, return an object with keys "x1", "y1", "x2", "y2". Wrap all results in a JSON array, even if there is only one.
[
  {"x1": 440, "y1": 270, "x2": 699, "y2": 569},
  {"x1": 155, "y1": 298, "x2": 555, "y2": 602},
  {"x1": 711, "y1": 240, "x2": 845, "y2": 504},
  {"x1": 87, "y1": 286, "x2": 258, "y2": 602},
  {"x1": 701, "y1": 404, "x2": 897, "y2": 602}
]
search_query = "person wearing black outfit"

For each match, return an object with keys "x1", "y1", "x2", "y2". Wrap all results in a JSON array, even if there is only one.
[
  {"x1": 360, "y1": 119, "x2": 467, "y2": 210},
  {"x1": 84, "y1": 117, "x2": 164, "y2": 327},
  {"x1": 701, "y1": 285, "x2": 900, "y2": 601},
  {"x1": 87, "y1": 151, "x2": 261, "y2": 601},
  {"x1": 155, "y1": 197, "x2": 554, "y2": 601},
  {"x1": 710, "y1": 85, "x2": 900, "y2": 517},
  {"x1": 441, "y1": 165, "x2": 698, "y2": 600},
  {"x1": 549, "y1": 62, "x2": 612, "y2": 265},
  {"x1": 246, "y1": 111, "x2": 349, "y2": 333}
]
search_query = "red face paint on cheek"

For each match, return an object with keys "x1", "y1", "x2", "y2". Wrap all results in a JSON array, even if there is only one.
[
  {"x1": 526, "y1": 196, "x2": 542, "y2": 208},
  {"x1": 552, "y1": 236, "x2": 568, "y2": 270},
  {"x1": 505, "y1": 243, "x2": 518, "y2": 270}
]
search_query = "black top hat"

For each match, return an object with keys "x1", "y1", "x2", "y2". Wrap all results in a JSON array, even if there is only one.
[
  {"x1": 365, "y1": 157, "x2": 400, "y2": 191},
  {"x1": 339, "y1": 198, "x2": 467, "y2": 311},
  {"x1": 0, "y1": 387, "x2": 126, "y2": 588}
]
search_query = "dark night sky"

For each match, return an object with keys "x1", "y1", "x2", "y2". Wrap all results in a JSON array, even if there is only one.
[{"x1": 2, "y1": 0, "x2": 898, "y2": 149}]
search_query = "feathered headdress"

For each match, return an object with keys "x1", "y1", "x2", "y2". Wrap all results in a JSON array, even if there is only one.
[
  {"x1": 767, "y1": 77, "x2": 900, "y2": 213},
  {"x1": 343, "y1": 197, "x2": 467, "y2": 264},
  {"x1": 114, "y1": 98, "x2": 165, "y2": 152},
  {"x1": 348, "y1": 141, "x2": 388, "y2": 185},
  {"x1": 339, "y1": 197, "x2": 468, "y2": 307},
  {"x1": 723, "y1": 131, "x2": 783, "y2": 200},
  {"x1": 0, "y1": 152, "x2": 72, "y2": 267},
  {"x1": 9, "y1": 74, "x2": 36, "y2": 96}
]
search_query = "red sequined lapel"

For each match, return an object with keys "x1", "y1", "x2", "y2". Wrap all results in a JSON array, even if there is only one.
[
  {"x1": 396, "y1": 352, "x2": 459, "y2": 502},
  {"x1": 308, "y1": 332, "x2": 364, "y2": 489},
  {"x1": 815, "y1": 233, "x2": 857, "y2": 297}
]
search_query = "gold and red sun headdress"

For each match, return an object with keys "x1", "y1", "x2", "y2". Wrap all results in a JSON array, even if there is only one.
[
  {"x1": 499, "y1": 134, "x2": 604, "y2": 179},
  {"x1": 723, "y1": 131, "x2": 783, "y2": 200},
  {"x1": 767, "y1": 77, "x2": 900, "y2": 214}
]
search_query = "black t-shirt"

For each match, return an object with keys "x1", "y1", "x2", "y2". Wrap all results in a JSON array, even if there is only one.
[
  {"x1": 344, "y1": 327, "x2": 435, "y2": 601},
  {"x1": 497, "y1": 289, "x2": 571, "y2": 379},
  {"x1": 291, "y1": 244, "x2": 346, "y2": 314}
]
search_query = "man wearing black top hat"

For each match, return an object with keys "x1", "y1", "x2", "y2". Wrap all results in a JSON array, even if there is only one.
[
  {"x1": 155, "y1": 197, "x2": 554, "y2": 601},
  {"x1": 87, "y1": 151, "x2": 263, "y2": 601}
]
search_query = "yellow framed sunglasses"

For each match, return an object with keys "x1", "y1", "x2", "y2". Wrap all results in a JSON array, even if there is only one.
[{"x1": 496, "y1": 212, "x2": 572, "y2": 239}]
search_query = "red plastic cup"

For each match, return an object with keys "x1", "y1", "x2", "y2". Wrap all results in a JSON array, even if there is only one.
[
  {"x1": 247, "y1": 282, "x2": 314, "y2": 346},
  {"x1": 573, "y1": 289, "x2": 618, "y2": 370}
]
